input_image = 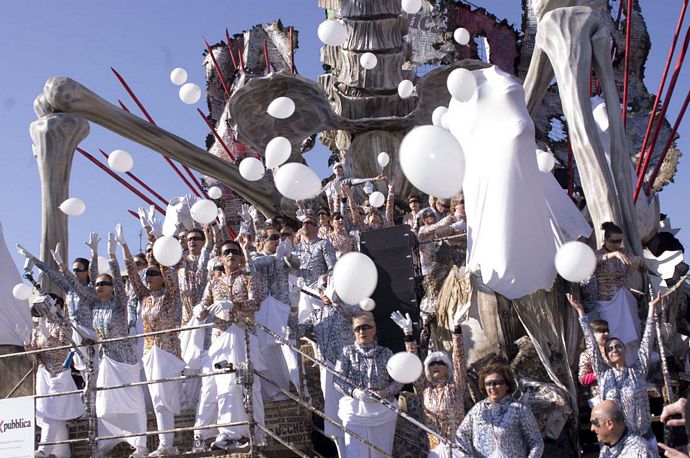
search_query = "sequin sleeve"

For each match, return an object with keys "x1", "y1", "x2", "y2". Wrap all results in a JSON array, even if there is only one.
[
  {"x1": 452, "y1": 329, "x2": 467, "y2": 399},
  {"x1": 455, "y1": 408, "x2": 475, "y2": 455},
  {"x1": 378, "y1": 346, "x2": 403, "y2": 398},
  {"x1": 404, "y1": 338, "x2": 429, "y2": 394},
  {"x1": 110, "y1": 258, "x2": 126, "y2": 308},
  {"x1": 635, "y1": 315, "x2": 656, "y2": 376},
  {"x1": 125, "y1": 258, "x2": 147, "y2": 301},
  {"x1": 519, "y1": 403, "x2": 545, "y2": 458},
  {"x1": 334, "y1": 346, "x2": 355, "y2": 397},
  {"x1": 34, "y1": 258, "x2": 72, "y2": 294},
  {"x1": 579, "y1": 316, "x2": 606, "y2": 378},
  {"x1": 322, "y1": 239, "x2": 337, "y2": 274}
]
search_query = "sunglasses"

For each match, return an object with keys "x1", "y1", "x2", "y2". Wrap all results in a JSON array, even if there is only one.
[
  {"x1": 590, "y1": 418, "x2": 601, "y2": 427},
  {"x1": 408, "y1": 199, "x2": 420, "y2": 204},
  {"x1": 72, "y1": 267, "x2": 88, "y2": 273},
  {"x1": 353, "y1": 324, "x2": 374, "y2": 333},
  {"x1": 302, "y1": 220, "x2": 317, "y2": 226},
  {"x1": 594, "y1": 328, "x2": 610, "y2": 334},
  {"x1": 458, "y1": 201, "x2": 465, "y2": 204},
  {"x1": 266, "y1": 234, "x2": 281, "y2": 241},
  {"x1": 441, "y1": 204, "x2": 451, "y2": 209},
  {"x1": 428, "y1": 361, "x2": 448, "y2": 368},
  {"x1": 145, "y1": 270, "x2": 162, "y2": 278},
  {"x1": 222, "y1": 247, "x2": 242, "y2": 257},
  {"x1": 333, "y1": 215, "x2": 343, "y2": 220},
  {"x1": 187, "y1": 236, "x2": 204, "y2": 242},
  {"x1": 484, "y1": 380, "x2": 506, "y2": 387},
  {"x1": 606, "y1": 343, "x2": 624, "y2": 352},
  {"x1": 280, "y1": 232, "x2": 293, "y2": 237},
  {"x1": 95, "y1": 281, "x2": 113, "y2": 287}
]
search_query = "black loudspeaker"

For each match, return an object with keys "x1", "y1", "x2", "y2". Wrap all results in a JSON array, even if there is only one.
[{"x1": 360, "y1": 225, "x2": 422, "y2": 353}]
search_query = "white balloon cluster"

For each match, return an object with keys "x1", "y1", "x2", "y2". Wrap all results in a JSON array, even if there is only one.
[
  {"x1": 359, "y1": 298, "x2": 376, "y2": 312},
  {"x1": 447, "y1": 68, "x2": 477, "y2": 102},
  {"x1": 208, "y1": 186, "x2": 223, "y2": 199},
  {"x1": 265, "y1": 137, "x2": 292, "y2": 168},
  {"x1": 12, "y1": 283, "x2": 32, "y2": 301},
  {"x1": 397, "y1": 80, "x2": 414, "y2": 99},
  {"x1": 153, "y1": 236, "x2": 183, "y2": 267},
  {"x1": 239, "y1": 157, "x2": 266, "y2": 181},
  {"x1": 190, "y1": 199, "x2": 218, "y2": 225},
  {"x1": 274, "y1": 163, "x2": 322, "y2": 200},
  {"x1": 377, "y1": 152, "x2": 390, "y2": 168},
  {"x1": 179, "y1": 82, "x2": 202, "y2": 104},
  {"x1": 59, "y1": 197, "x2": 86, "y2": 216},
  {"x1": 554, "y1": 241, "x2": 596, "y2": 282},
  {"x1": 536, "y1": 150, "x2": 556, "y2": 173},
  {"x1": 318, "y1": 20, "x2": 348, "y2": 46},
  {"x1": 108, "y1": 149, "x2": 134, "y2": 173},
  {"x1": 170, "y1": 68, "x2": 188, "y2": 85},
  {"x1": 360, "y1": 52, "x2": 378, "y2": 70},
  {"x1": 387, "y1": 352, "x2": 423, "y2": 384},
  {"x1": 369, "y1": 191, "x2": 385, "y2": 208},
  {"x1": 401, "y1": 0, "x2": 422, "y2": 14},
  {"x1": 333, "y1": 252, "x2": 378, "y2": 305},
  {"x1": 267, "y1": 97, "x2": 295, "y2": 119},
  {"x1": 453, "y1": 28, "x2": 471, "y2": 45},
  {"x1": 432, "y1": 106, "x2": 448, "y2": 127}
]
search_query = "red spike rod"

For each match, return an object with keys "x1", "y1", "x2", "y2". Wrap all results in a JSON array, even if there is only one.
[
  {"x1": 111, "y1": 67, "x2": 204, "y2": 197},
  {"x1": 76, "y1": 147, "x2": 165, "y2": 214},
  {"x1": 225, "y1": 29, "x2": 238, "y2": 69},
  {"x1": 197, "y1": 108, "x2": 236, "y2": 161},
  {"x1": 97, "y1": 149, "x2": 168, "y2": 206},
  {"x1": 237, "y1": 45, "x2": 245, "y2": 72},
  {"x1": 127, "y1": 209, "x2": 140, "y2": 220},
  {"x1": 204, "y1": 38, "x2": 231, "y2": 99},
  {"x1": 567, "y1": 143, "x2": 574, "y2": 198},
  {"x1": 264, "y1": 40, "x2": 271, "y2": 75}
]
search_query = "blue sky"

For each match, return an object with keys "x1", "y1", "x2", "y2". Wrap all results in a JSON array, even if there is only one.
[{"x1": 0, "y1": 1, "x2": 687, "y2": 272}]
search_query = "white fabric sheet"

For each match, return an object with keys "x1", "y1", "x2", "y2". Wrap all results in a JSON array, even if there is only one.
[
  {"x1": 35, "y1": 366, "x2": 85, "y2": 421},
  {"x1": 142, "y1": 345, "x2": 185, "y2": 414},
  {"x1": 179, "y1": 315, "x2": 206, "y2": 370},
  {"x1": 338, "y1": 396, "x2": 398, "y2": 458},
  {"x1": 320, "y1": 363, "x2": 344, "y2": 439},
  {"x1": 255, "y1": 294, "x2": 290, "y2": 346},
  {"x1": 0, "y1": 221, "x2": 33, "y2": 346},
  {"x1": 594, "y1": 287, "x2": 641, "y2": 346}
]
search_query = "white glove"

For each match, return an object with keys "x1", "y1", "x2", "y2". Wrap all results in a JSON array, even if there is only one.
[
  {"x1": 193, "y1": 303, "x2": 208, "y2": 319},
  {"x1": 148, "y1": 210, "x2": 163, "y2": 238},
  {"x1": 451, "y1": 221, "x2": 466, "y2": 232},
  {"x1": 390, "y1": 311, "x2": 413, "y2": 334},
  {"x1": 248, "y1": 205, "x2": 258, "y2": 221},
  {"x1": 275, "y1": 240, "x2": 290, "y2": 260},
  {"x1": 107, "y1": 233, "x2": 117, "y2": 257},
  {"x1": 115, "y1": 223, "x2": 127, "y2": 245},
  {"x1": 16, "y1": 244, "x2": 36, "y2": 260},
  {"x1": 15, "y1": 324, "x2": 31, "y2": 345},
  {"x1": 207, "y1": 300, "x2": 233, "y2": 316},
  {"x1": 50, "y1": 242, "x2": 64, "y2": 266},
  {"x1": 453, "y1": 305, "x2": 466, "y2": 328},
  {"x1": 84, "y1": 232, "x2": 101, "y2": 253},
  {"x1": 37, "y1": 318, "x2": 49, "y2": 338},
  {"x1": 239, "y1": 221, "x2": 251, "y2": 236},
  {"x1": 240, "y1": 204, "x2": 252, "y2": 223},
  {"x1": 137, "y1": 207, "x2": 149, "y2": 229},
  {"x1": 295, "y1": 208, "x2": 306, "y2": 222},
  {"x1": 217, "y1": 208, "x2": 226, "y2": 227},
  {"x1": 352, "y1": 388, "x2": 371, "y2": 402}
]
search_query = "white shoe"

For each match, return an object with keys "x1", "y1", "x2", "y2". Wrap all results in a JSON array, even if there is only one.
[
  {"x1": 148, "y1": 445, "x2": 177, "y2": 456},
  {"x1": 210, "y1": 433, "x2": 231, "y2": 450},
  {"x1": 129, "y1": 446, "x2": 149, "y2": 458}
]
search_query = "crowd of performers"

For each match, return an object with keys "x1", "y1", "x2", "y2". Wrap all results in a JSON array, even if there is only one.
[{"x1": 11, "y1": 166, "x2": 685, "y2": 457}]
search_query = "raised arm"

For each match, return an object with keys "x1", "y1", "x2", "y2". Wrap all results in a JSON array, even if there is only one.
[
  {"x1": 392, "y1": 311, "x2": 427, "y2": 394},
  {"x1": 84, "y1": 232, "x2": 101, "y2": 284},
  {"x1": 451, "y1": 322, "x2": 467, "y2": 396},
  {"x1": 568, "y1": 293, "x2": 606, "y2": 376},
  {"x1": 19, "y1": 243, "x2": 73, "y2": 294},
  {"x1": 636, "y1": 291, "x2": 659, "y2": 374},
  {"x1": 118, "y1": 224, "x2": 147, "y2": 301},
  {"x1": 385, "y1": 183, "x2": 395, "y2": 227},
  {"x1": 107, "y1": 233, "x2": 126, "y2": 307}
]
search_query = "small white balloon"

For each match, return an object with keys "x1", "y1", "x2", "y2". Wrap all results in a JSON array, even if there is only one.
[
  {"x1": 554, "y1": 241, "x2": 597, "y2": 283},
  {"x1": 317, "y1": 19, "x2": 348, "y2": 46},
  {"x1": 97, "y1": 256, "x2": 111, "y2": 275},
  {"x1": 274, "y1": 162, "x2": 322, "y2": 200},
  {"x1": 453, "y1": 28, "x2": 471, "y2": 45},
  {"x1": 333, "y1": 252, "x2": 378, "y2": 305},
  {"x1": 401, "y1": 0, "x2": 422, "y2": 14},
  {"x1": 239, "y1": 157, "x2": 266, "y2": 182},
  {"x1": 179, "y1": 83, "x2": 201, "y2": 104},
  {"x1": 170, "y1": 67, "x2": 188, "y2": 85},
  {"x1": 447, "y1": 68, "x2": 477, "y2": 102},
  {"x1": 536, "y1": 150, "x2": 556, "y2": 173},
  {"x1": 369, "y1": 191, "x2": 385, "y2": 208},
  {"x1": 387, "y1": 352, "x2": 423, "y2": 384},
  {"x1": 107, "y1": 149, "x2": 134, "y2": 173},
  {"x1": 377, "y1": 152, "x2": 390, "y2": 168},
  {"x1": 208, "y1": 186, "x2": 223, "y2": 199},
  {"x1": 153, "y1": 236, "x2": 184, "y2": 267},
  {"x1": 359, "y1": 298, "x2": 376, "y2": 311},
  {"x1": 190, "y1": 199, "x2": 219, "y2": 225},
  {"x1": 267, "y1": 97, "x2": 295, "y2": 119},
  {"x1": 12, "y1": 283, "x2": 32, "y2": 301},
  {"x1": 360, "y1": 52, "x2": 378, "y2": 70},
  {"x1": 265, "y1": 136, "x2": 292, "y2": 168},
  {"x1": 441, "y1": 113, "x2": 450, "y2": 129},
  {"x1": 398, "y1": 80, "x2": 414, "y2": 99},
  {"x1": 59, "y1": 197, "x2": 86, "y2": 216},
  {"x1": 399, "y1": 125, "x2": 465, "y2": 198},
  {"x1": 432, "y1": 106, "x2": 448, "y2": 127}
]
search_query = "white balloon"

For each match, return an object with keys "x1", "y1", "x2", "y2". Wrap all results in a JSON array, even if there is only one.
[
  {"x1": 401, "y1": 0, "x2": 422, "y2": 14},
  {"x1": 453, "y1": 28, "x2": 471, "y2": 45},
  {"x1": 107, "y1": 149, "x2": 134, "y2": 173},
  {"x1": 265, "y1": 136, "x2": 292, "y2": 168},
  {"x1": 399, "y1": 125, "x2": 465, "y2": 198},
  {"x1": 208, "y1": 186, "x2": 223, "y2": 199},
  {"x1": 398, "y1": 80, "x2": 414, "y2": 99},
  {"x1": 360, "y1": 52, "x2": 378, "y2": 70},
  {"x1": 554, "y1": 241, "x2": 597, "y2": 283},
  {"x1": 274, "y1": 163, "x2": 322, "y2": 200},
  {"x1": 153, "y1": 236, "x2": 183, "y2": 267},
  {"x1": 97, "y1": 256, "x2": 111, "y2": 275},
  {"x1": 377, "y1": 152, "x2": 390, "y2": 168},
  {"x1": 432, "y1": 106, "x2": 448, "y2": 127},
  {"x1": 239, "y1": 157, "x2": 266, "y2": 182},
  {"x1": 170, "y1": 67, "x2": 188, "y2": 85},
  {"x1": 59, "y1": 197, "x2": 86, "y2": 216},
  {"x1": 333, "y1": 252, "x2": 378, "y2": 305},
  {"x1": 267, "y1": 97, "x2": 295, "y2": 119},
  {"x1": 12, "y1": 283, "x2": 32, "y2": 301},
  {"x1": 179, "y1": 83, "x2": 201, "y2": 104},
  {"x1": 447, "y1": 68, "x2": 477, "y2": 102},
  {"x1": 387, "y1": 352, "x2": 423, "y2": 384},
  {"x1": 440, "y1": 113, "x2": 450, "y2": 129},
  {"x1": 190, "y1": 199, "x2": 219, "y2": 225},
  {"x1": 359, "y1": 298, "x2": 376, "y2": 312},
  {"x1": 369, "y1": 191, "x2": 385, "y2": 208},
  {"x1": 317, "y1": 20, "x2": 348, "y2": 46},
  {"x1": 536, "y1": 150, "x2": 556, "y2": 173}
]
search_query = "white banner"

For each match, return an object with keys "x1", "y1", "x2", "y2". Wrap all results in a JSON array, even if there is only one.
[{"x1": 0, "y1": 396, "x2": 35, "y2": 458}]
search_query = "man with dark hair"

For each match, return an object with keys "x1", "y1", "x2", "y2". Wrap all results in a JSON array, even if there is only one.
[{"x1": 592, "y1": 400, "x2": 655, "y2": 457}]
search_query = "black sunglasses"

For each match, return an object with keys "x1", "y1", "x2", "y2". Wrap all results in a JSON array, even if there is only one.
[
  {"x1": 428, "y1": 361, "x2": 448, "y2": 368},
  {"x1": 187, "y1": 236, "x2": 204, "y2": 242},
  {"x1": 222, "y1": 247, "x2": 242, "y2": 256},
  {"x1": 145, "y1": 270, "x2": 162, "y2": 278},
  {"x1": 606, "y1": 343, "x2": 624, "y2": 353},
  {"x1": 333, "y1": 215, "x2": 343, "y2": 220},
  {"x1": 441, "y1": 204, "x2": 451, "y2": 208},
  {"x1": 280, "y1": 232, "x2": 292, "y2": 237},
  {"x1": 408, "y1": 199, "x2": 420, "y2": 204},
  {"x1": 353, "y1": 324, "x2": 374, "y2": 333},
  {"x1": 302, "y1": 220, "x2": 317, "y2": 226},
  {"x1": 594, "y1": 328, "x2": 610, "y2": 334},
  {"x1": 266, "y1": 234, "x2": 281, "y2": 241},
  {"x1": 95, "y1": 281, "x2": 113, "y2": 287},
  {"x1": 590, "y1": 418, "x2": 601, "y2": 427},
  {"x1": 484, "y1": 380, "x2": 506, "y2": 387},
  {"x1": 72, "y1": 267, "x2": 88, "y2": 273}
]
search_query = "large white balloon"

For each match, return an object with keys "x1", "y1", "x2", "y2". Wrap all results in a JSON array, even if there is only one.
[
  {"x1": 360, "y1": 52, "x2": 378, "y2": 70},
  {"x1": 401, "y1": 0, "x2": 422, "y2": 14},
  {"x1": 333, "y1": 252, "x2": 378, "y2": 304},
  {"x1": 377, "y1": 152, "x2": 390, "y2": 168},
  {"x1": 208, "y1": 186, "x2": 222, "y2": 199},
  {"x1": 317, "y1": 20, "x2": 348, "y2": 46},
  {"x1": 108, "y1": 149, "x2": 134, "y2": 173},
  {"x1": 59, "y1": 197, "x2": 86, "y2": 216},
  {"x1": 398, "y1": 80, "x2": 414, "y2": 99},
  {"x1": 453, "y1": 28, "x2": 471, "y2": 45},
  {"x1": 267, "y1": 97, "x2": 295, "y2": 119},
  {"x1": 97, "y1": 256, "x2": 111, "y2": 275},
  {"x1": 12, "y1": 283, "x2": 32, "y2": 301},
  {"x1": 153, "y1": 236, "x2": 183, "y2": 267},
  {"x1": 359, "y1": 298, "x2": 376, "y2": 312},
  {"x1": 274, "y1": 163, "x2": 322, "y2": 200},
  {"x1": 265, "y1": 136, "x2": 292, "y2": 168},
  {"x1": 190, "y1": 199, "x2": 218, "y2": 225},
  {"x1": 387, "y1": 352, "x2": 423, "y2": 384},
  {"x1": 554, "y1": 241, "x2": 597, "y2": 282},
  {"x1": 536, "y1": 150, "x2": 556, "y2": 173},
  {"x1": 399, "y1": 125, "x2": 465, "y2": 198},
  {"x1": 239, "y1": 157, "x2": 266, "y2": 181},
  {"x1": 432, "y1": 106, "x2": 448, "y2": 127},
  {"x1": 170, "y1": 67, "x2": 188, "y2": 85},
  {"x1": 179, "y1": 83, "x2": 201, "y2": 104},
  {"x1": 447, "y1": 68, "x2": 477, "y2": 102},
  {"x1": 369, "y1": 191, "x2": 385, "y2": 208}
]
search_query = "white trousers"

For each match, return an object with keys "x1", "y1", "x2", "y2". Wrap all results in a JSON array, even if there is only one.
[{"x1": 37, "y1": 417, "x2": 70, "y2": 457}]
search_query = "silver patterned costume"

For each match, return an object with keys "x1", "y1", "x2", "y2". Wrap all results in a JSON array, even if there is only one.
[
  {"x1": 334, "y1": 342, "x2": 403, "y2": 400},
  {"x1": 287, "y1": 237, "x2": 336, "y2": 288},
  {"x1": 599, "y1": 430, "x2": 655, "y2": 457},
  {"x1": 456, "y1": 395, "x2": 544, "y2": 458},
  {"x1": 177, "y1": 245, "x2": 213, "y2": 325},
  {"x1": 250, "y1": 253, "x2": 290, "y2": 305}
]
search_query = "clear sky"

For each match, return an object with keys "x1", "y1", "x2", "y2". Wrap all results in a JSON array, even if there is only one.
[{"x1": 0, "y1": 1, "x2": 687, "y2": 273}]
